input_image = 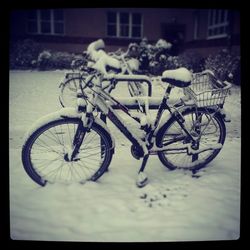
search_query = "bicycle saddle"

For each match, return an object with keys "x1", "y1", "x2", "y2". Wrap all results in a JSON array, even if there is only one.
[{"x1": 161, "y1": 67, "x2": 191, "y2": 88}]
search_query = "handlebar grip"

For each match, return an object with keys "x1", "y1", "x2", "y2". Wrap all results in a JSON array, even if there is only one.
[{"x1": 87, "y1": 39, "x2": 105, "y2": 52}]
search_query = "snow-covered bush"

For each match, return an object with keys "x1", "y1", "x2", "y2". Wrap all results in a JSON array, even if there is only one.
[
  {"x1": 163, "y1": 56, "x2": 180, "y2": 69},
  {"x1": 37, "y1": 50, "x2": 80, "y2": 70},
  {"x1": 126, "y1": 43, "x2": 140, "y2": 58},
  {"x1": 37, "y1": 50, "x2": 52, "y2": 70},
  {"x1": 9, "y1": 39, "x2": 42, "y2": 69},
  {"x1": 155, "y1": 39, "x2": 172, "y2": 50},
  {"x1": 50, "y1": 51, "x2": 75, "y2": 69},
  {"x1": 205, "y1": 49, "x2": 241, "y2": 85},
  {"x1": 175, "y1": 52, "x2": 205, "y2": 73},
  {"x1": 136, "y1": 37, "x2": 173, "y2": 75},
  {"x1": 71, "y1": 54, "x2": 87, "y2": 70}
]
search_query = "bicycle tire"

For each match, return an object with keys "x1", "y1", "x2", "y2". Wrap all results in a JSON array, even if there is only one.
[
  {"x1": 59, "y1": 77, "x2": 85, "y2": 108},
  {"x1": 156, "y1": 107, "x2": 226, "y2": 171},
  {"x1": 22, "y1": 118, "x2": 113, "y2": 186}
]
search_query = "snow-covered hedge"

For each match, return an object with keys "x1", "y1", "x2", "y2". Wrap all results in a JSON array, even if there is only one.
[
  {"x1": 10, "y1": 39, "x2": 42, "y2": 69},
  {"x1": 174, "y1": 52, "x2": 205, "y2": 73},
  {"x1": 9, "y1": 39, "x2": 241, "y2": 85},
  {"x1": 205, "y1": 49, "x2": 241, "y2": 85},
  {"x1": 135, "y1": 38, "x2": 206, "y2": 75},
  {"x1": 37, "y1": 51, "x2": 81, "y2": 70},
  {"x1": 9, "y1": 39, "x2": 84, "y2": 70}
]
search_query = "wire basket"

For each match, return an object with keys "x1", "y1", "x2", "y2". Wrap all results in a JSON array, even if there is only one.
[{"x1": 184, "y1": 70, "x2": 231, "y2": 108}]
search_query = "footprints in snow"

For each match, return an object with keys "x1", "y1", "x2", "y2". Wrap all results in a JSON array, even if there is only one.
[{"x1": 139, "y1": 186, "x2": 189, "y2": 208}]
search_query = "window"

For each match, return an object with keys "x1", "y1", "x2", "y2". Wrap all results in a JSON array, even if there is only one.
[
  {"x1": 132, "y1": 13, "x2": 142, "y2": 38},
  {"x1": 27, "y1": 9, "x2": 64, "y2": 35},
  {"x1": 120, "y1": 12, "x2": 129, "y2": 37},
  {"x1": 27, "y1": 10, "x2": 38, "y2": 33},
  {"x1": 107, "y1": 11, "x2": 142, "y2": 38},
  {"x1": 193, "y1": 11, "x2": 200, "y2": 40},
  {"x1": 207, "y1": 9, "x2": 229, "y2": 39},
  {"x1": 107, "y1": 12, "x2": 117, "y2": 36}
]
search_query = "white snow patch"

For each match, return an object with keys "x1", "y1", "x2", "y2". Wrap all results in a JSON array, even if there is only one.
[
  {"x1": 162, "y1": 67, "x2": 192, "y2": 82},
  {"x1": 155, "y1": 39, "x2": 172, "y2": 49},
  {"x1": 10, "y1": 70, "x2": 241, "y2": 242},
  {"x1": 92, "y1": 54, "x2": 121, "y2": 75}
]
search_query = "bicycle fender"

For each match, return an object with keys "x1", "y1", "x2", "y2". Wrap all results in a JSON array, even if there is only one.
[{"x1": 23, "y1": 108, "x2": 115, "y2": 152}]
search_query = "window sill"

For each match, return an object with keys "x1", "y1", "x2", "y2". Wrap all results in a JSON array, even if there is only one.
[{"x1": 207, "y1": 34, "x2": 228, "y2": 40}]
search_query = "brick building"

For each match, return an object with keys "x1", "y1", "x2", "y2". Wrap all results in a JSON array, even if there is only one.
[{"x1": 10, "y1": 8, "x2": 240, "y2": 56}]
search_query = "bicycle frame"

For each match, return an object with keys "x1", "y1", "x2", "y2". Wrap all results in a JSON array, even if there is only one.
[{"x1": 82, "y1": 78, "x2": 200, "y2": 157}]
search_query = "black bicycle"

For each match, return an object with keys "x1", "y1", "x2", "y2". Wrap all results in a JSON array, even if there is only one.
[
  {"x1": 59, "y1": 39, "x2": 145, "y2": 108},
  {"x1": 22, "y1": 64, "x2": 231, "y2": 187}
]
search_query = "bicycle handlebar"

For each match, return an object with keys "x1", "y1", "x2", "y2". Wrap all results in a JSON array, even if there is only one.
[{"x1": 86, "y1": 39, "x2": 140, "y2": 76}]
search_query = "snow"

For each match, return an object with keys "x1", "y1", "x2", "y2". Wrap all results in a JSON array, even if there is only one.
[
  {"x1": 9, "y1": 70, "x2": 241, "y2": 242},
  {"x1": 22, "y1": 107, "x2": 80, "y2": 144},
  {"x1": 22, "y1": 106, "x2": 115, "y2": 149},
  {"x1": 108, "y1": 96, "x2": 162, "y2": 107},
  {"x1": 87, "y1": 39, "x2": 105, "y2": 52},
  {"x1": 105, "y1": 74, "x2": 151, "y2": 81},
  {"x1": 87, "y1": 39, "x2": 121, "y2": 75},
  {"x1": 92, "y1": 54, "x2": 121, "y2": 75},
  {"x1": 162, "y1": 67, "x2": 192, "y2": 83},
  {"x1": 187, "y1": 143, "x2": 222, "y2": 155},
  {"x1": 126, "y1": 58, "x2": 139, "y2": 71},
  {"x1": 155, "y1": 39, "x2": 172, "y2": 49}
]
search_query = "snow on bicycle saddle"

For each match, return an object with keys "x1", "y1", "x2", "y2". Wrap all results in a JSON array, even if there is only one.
[{"x1": 161, "y1": 67, "x2": 191, "y2": 88}]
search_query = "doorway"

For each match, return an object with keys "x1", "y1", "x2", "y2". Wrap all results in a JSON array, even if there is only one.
[{"x1": 162, "y1": 23, "x2": 186, "y2": 55}]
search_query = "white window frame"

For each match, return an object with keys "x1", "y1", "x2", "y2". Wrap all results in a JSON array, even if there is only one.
[
  {"x1": 27, "y1": 9, "x2": 64, "y2": 35},
  {"x1": 207, "y1": 9, "x2": 229, "y2": 39},
  {"x1": 106, "y1": 11, "x2": 143, "y2": 39},
  {"x1": 193, "y1": 11, "x2": 199, "y2": 40}
]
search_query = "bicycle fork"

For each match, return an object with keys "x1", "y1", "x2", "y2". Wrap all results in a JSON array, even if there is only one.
[
  {"x1": 65, "y1": 114, "x2": 94, "y2": 162},
  {"x1": 64, "y1": 122, "x2": 85, "y2": 162}
]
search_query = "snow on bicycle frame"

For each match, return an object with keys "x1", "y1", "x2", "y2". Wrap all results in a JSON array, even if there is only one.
[
  {"x1": 85, "y1": 40, "x2": 153, "y2": 118},
  {"x1": 87, "y1": 39, "x2": 122, "y2": 75},
  {"x1": 87, "y1": 39, "x2": 147, "y2": 97},
  {"x1": 78, "y1": 61, "x2": 193, "y2": 155}
]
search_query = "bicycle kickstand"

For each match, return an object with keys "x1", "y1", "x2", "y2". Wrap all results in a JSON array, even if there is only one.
[{"x1": 136, "y1": 154, "x2": 150, "y2": 188}]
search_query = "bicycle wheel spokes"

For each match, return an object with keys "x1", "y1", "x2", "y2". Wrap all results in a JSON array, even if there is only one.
[
  {"x1": 159, "y1": 109, "x2": 224, "y2": 169},
  {"x1": 60, "y1": 78, "x2": 80, "y2": 107},
  {"x1": 29, "y1": 121, "x2": 106, "y2": 184}
]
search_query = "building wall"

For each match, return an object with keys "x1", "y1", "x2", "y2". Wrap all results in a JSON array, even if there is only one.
[
  {"x1": 10, "y1": 8, "x2": 240, "y2": 56},
  {"x1": 64, "y1": 8, "x2": 106, "y2": 38},
  {"x1": 63, "y1": 8, "x2": 194, "y2": 41},
  {"x1": 183, "y1": 9, "x2": 240, "y2": 56},
  {"x1": 193, "y1": 9, "x2": 209, "y2": 41}
]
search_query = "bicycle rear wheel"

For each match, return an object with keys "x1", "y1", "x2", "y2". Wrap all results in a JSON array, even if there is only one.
[
  {"x1": 59, "y1": 77, "x2": 83, "y2": 108},
  {"x1": 22, "y1": 118, "x2": 113, "y2": 186},
  {"x1": 156, "y1": 107, "x2": 226, "y2": 171}
]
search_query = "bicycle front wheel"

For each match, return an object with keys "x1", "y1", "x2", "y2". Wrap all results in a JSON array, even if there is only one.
[
  {"x1": 22, "y1": 118, "x2": 113, "y2": 186},
  {"x1": 156, "y1": 107, "x2": 226, "y2": 171}
]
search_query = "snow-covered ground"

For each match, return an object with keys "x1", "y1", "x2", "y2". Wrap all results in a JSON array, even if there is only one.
[{"x1": 9, "y1": 70, "x2": 241, "y2": 242}]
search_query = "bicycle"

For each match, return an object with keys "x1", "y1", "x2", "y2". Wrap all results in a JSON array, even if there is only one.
[
  {"x1": 22, "y1": 59, "x2": 231, "y2": 187},
  {"x1": 58, "y1": 39, "x2": 146, "y2": 108}
]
